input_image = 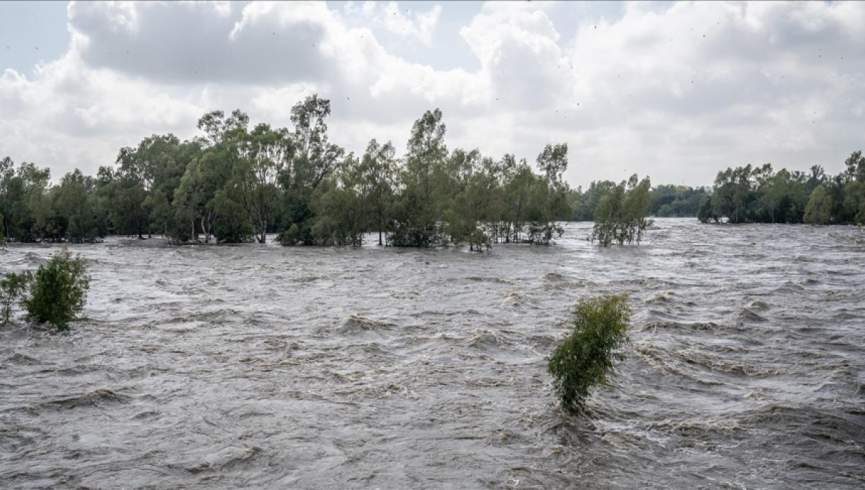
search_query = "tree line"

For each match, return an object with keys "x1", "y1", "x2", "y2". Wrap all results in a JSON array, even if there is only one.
[
  {"x1": 3, "y1": 93, "x2": 860, "y2": 248},
  {"x1": 0, "y1": 94, "x2": 637, "y2": 249},
  {"x1": 697, "y1": 152, "x2": 865, "y2": 225},
  {"x1": 567, "y1": 182, "x2": 707, "y2": 221}
]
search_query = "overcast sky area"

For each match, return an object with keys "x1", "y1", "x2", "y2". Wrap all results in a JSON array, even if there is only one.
[{"x1": 1, "y1": 1, "x2": 863, "y2": 187}]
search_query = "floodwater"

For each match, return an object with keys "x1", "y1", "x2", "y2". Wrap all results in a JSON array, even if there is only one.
[{"x1": 1, "y1": 219, "x2": 864, "y2": 489}]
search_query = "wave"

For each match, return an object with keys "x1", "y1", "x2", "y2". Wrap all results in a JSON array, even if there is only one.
[
  {"x1": 34, "y1": 389, "x2": 129, "y2": 411},
  {"x1": 334, "y1": 315, "x2": 395, "y2": 335}
]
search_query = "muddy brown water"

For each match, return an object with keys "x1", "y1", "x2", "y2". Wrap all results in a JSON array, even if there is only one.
[{"x1": 1, "y1": 219, "x2": 864, "y2": 488}]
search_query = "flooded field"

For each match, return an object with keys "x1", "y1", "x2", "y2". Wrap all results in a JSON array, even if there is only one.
[{"x1": 1, "y1": 219, "x2": 864, "y2": 488}]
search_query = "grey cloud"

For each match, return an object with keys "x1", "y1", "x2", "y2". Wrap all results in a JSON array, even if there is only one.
[{"x1": 69, "y1": 2, "x2": 334, "y2": 84}]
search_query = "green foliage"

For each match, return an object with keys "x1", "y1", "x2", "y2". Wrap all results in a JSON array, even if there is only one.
[
  {"x1": 698, "y1": 160, "x2": 865, "y2": 225},
  {"x1": 548, "y1": 294, "x2": 631, "y2": 415},
  {"x1": 50, "y1": 169, "x2": 106, "y2": 242},
  {"x1": 390, "y1": 108, "x2": 449, "y2": 247},
  {"x1": 24, "y1": 250, "x2": 90, "y2": 330},
  {"x1": 277, "y1": 95, "x2": 345, "y2": 245},
  {"x1": 309, "y1": 160, "x2": 366, "y2": 247},
  {"x1": 567, "y1": 182, "x2": 708, "y2": 221},
  {"x1": 591, "y1": 174, "x2": 652, "y2": 247},
  {"x1": 803, "y1": 185, "x2": 833, "y2": 225},
  {"x1": 1, "y1": 271, "x2": 32, "y2": 326},
  {"x1": 845, "y1": 151, "x2": 865, "y2": 183},
  {"x1": 0, "y1": 157, "x2": 52, "y2": 242},
  {"x1": 4, "y1": 102, "x2": 865, "y2": 246},
  {"x1": 568, "y1": 180, "x2": 616, "y2": 221},
  {"x1": 210, "y1": 190, "x2": 253, "y2": 243},
  {"x1": 697, "y1": 195, "x2": 717, "y2": 223},
  {"x1": 649, "y1": 185, "x2": 710, "y2": 217}
]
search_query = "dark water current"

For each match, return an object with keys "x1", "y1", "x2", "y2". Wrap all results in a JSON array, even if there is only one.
[{"x1": 1, "y1": 219, "x2": 864, "y2": 488}]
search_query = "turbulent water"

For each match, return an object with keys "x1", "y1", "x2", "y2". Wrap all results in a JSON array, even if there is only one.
[{"x1": 1, "y1": 219, "x2": 864, "y2": 489}]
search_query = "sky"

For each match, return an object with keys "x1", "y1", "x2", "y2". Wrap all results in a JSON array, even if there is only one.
[{"x1": 0, "y1": 1, "x2": 863, "y2": 188}]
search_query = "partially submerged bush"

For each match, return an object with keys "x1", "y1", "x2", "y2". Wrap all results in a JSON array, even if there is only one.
[
  {"x1": 1, "y1": 271, "x2": 32, "y2": 326},
  {"x1": 548, "y1": 294, "x2": 630, "y2": 414},
  {"x1": 526, "y1": 222, "x2": 564, "y2": 245},
  {"x1": 24, "y1": 250, "x2": 90, "y2": 329}
]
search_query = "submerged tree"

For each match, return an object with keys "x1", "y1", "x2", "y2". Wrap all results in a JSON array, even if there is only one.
[
  {"x1": 549, "y1": 294, "x2": 631, "y2": 415},
  {"x1": 236, "y1": 123, "x2": 292, "y2": 243},
  {"x1": 362, "y1": 140, "x2": 398, "y2": 246},
  {"x1": 24, "y1": 250, "x2": 90, "y2": 330},
  {"x1": 697, "y1": 195, "x2": 719, "y2": 223},
  {"x1": 526, "y1": 143, "x2": 569, "y2": 245},
  {"x1": 278, "y1": 95, "x2": 345, "y2": 245},
  {"x1": 1, "y1": 271, "x2": 31, "y2": 326},
  {"x1": 390, "y1": 108, "x2": 449, "y2": 247},
  {"x1": 50, "y1": 169, "x2": 106, "y2": 242},
  {"x1": 0, "y1": 158, "x2": 52, "y2": 242},
  {"x1": 698, "y1": 157, "x2": 865, "y2": 226},
  {"x1": 591, "y1": 174, "x2": 652, "y2": 247}
]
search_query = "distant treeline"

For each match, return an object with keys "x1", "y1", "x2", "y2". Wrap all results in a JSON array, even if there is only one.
[
  {"x1": 2, "y1": 94, "x2": 860, "y2": 248},
  {"x1": 569, "y1": 183, "x2": 708, "y2": 220},
  {"x1": 698, "y1": 153, "x2": 865, "y2": 225}
]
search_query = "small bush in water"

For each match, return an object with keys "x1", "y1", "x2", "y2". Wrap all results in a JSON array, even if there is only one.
[
  {"x1": 1, "y1": 271, "x2": 32, "y2": 326},
  {"x1": 24, "y1": 250, "x2": 90, "y2": 330},
  {"x1": 548, "y1": 294, "x2": 630, "y2": 414}
]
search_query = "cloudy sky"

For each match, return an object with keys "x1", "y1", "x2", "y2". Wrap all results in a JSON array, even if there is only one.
[{"x1": 1, "y1": 1, "x2": 863, "y2": 187}]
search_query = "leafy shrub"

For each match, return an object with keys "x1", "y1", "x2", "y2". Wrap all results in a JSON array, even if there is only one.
[
  {"x1": 548, "y1": 294, "x2": 630, "y2": 414},
  {"x1": 1, "y1": 271, "x2": 32, "y2": 326},
  {"x1": 387, "y1": 222, "x2": 440, "y2": 248},
  {"x1": 526, "y1": 222, "x2": 564, "y2": 245},
  {"x1": 24, "y1": 250, "x2": 90, "y2": 329}
]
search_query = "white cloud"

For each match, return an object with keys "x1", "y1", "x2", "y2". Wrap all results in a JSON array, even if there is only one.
[
  {"x1": 346, "y1": 1, "x2": 442, "y2": 46},
  {"x1": 460, "y1": 2, "x2": 570, "y2": 109},
  {"x1": 0, "y1": 1, "x2": 863, "y2": 186}
]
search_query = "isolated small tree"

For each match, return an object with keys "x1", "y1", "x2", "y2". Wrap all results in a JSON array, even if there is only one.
[
  {"x1": 548, "y1": 294, "x2": 630, "y2": 415},
  {"x1": 1, "y1": 271, "x2": 32, "y2": 326},
  {"x1": 24, "y1": 250, "x2": 90, "y2": 330}
]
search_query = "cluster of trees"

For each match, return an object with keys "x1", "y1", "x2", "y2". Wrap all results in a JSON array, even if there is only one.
[
  {"x1": 698, "y1": 152, "x2": 865, "y2": 225},
  {"x1": 590, "y1": 174, "x2": 653, "y2": 247},
  {"x1": 1, "y1": 96, "x2": 575, "y2": 249}
]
